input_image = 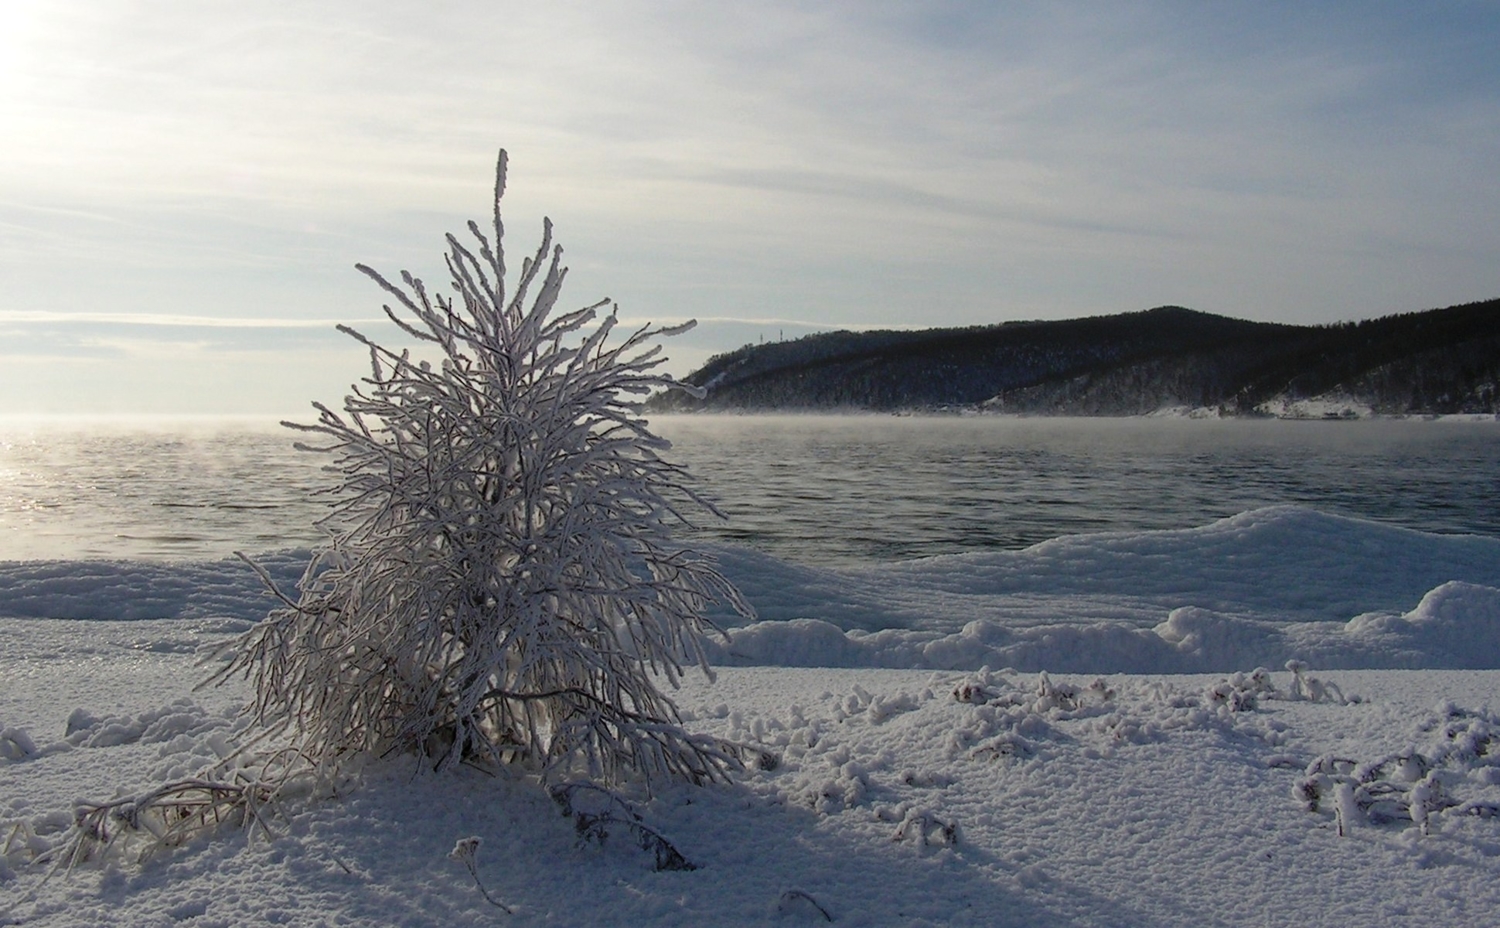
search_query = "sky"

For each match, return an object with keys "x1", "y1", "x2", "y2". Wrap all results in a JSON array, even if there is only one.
[{"x1": 1, "y1": 1, "x2": 1497, "y2": 415}]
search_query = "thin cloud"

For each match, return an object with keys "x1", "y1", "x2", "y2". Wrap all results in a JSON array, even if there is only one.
[
  {"x1": 616, "y1": 314, "x2": 921, "y2": 333},
  {"x1": 0, "y1": 311, "x2": 380, "y2": 329},
  {"x1": 3, "y1": 1, "x2": 1498, "y2": 413}
]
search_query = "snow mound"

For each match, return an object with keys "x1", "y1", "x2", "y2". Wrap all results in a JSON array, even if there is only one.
[
  {"x1": 62, "y1": 699, "x2": 235, "y2": 750},
  {"x1": 1341, "y1": 581, "x2": 1500, "y2": 669},
  {"x1": 2, "y1": 506, "x2": 1497, "y2": 672},
  {"x1": 708, "y1": 583, "x2": 1500, "y2": 673},
  {"x1": 706, "y1": 506, "x2": 1500, "y2": 671},
  {"x1": 715, "y1": 505, "x2": 1500, "y2": 633},
  {"x1": 0, "y1": 550, "x2": 308, "y2": 620}
]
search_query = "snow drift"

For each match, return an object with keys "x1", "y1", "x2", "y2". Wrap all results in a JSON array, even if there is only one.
[
  {"x1": 4, "y1": 506, "x2": 1500, "y2": 926},
  {"x1": 2, "y1": 506, "x2": 1497, "y2": 674}
]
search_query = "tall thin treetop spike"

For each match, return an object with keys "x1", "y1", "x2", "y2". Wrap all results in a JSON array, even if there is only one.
[{"x1": 494, "y1": 149, "x2": 508, "y2": 311}]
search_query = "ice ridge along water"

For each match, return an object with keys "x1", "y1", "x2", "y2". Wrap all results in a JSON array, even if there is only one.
[{"x1": 2, "y1": 506, "x2": 1497, "y2": 674}]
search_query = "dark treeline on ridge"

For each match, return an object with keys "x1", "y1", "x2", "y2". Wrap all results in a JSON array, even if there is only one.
[{"x1": 649, "y1": 299, "x2": 1500, "y2": 417}]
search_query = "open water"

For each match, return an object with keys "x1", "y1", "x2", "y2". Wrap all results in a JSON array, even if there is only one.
[{"x1": 0, "y1": 415, "x2": 1496, "y2": 567}]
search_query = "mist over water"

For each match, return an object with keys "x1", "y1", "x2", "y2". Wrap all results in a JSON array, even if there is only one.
[
  {"x1": 0, "y1": 419, "x2": 328, "y2": 561},
  {"x1": 0, "y1": 415, "x2": 1495, "y2": 566},
  {"x1": 657, "y1": 416, "x2": 1500, "y2": 566}
]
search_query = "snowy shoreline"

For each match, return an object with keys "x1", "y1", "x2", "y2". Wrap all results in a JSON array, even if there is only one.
[
  {"x1": 4, "y1": 506, "x2": 1497, "y2": 675},
  {"x1": 4, "y1": 505, "x2": 1500, "y2": 925}
]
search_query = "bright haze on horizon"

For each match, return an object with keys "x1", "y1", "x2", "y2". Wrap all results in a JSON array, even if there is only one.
[{"x1": 2, "y1": 1, "x2": 1497, "y2": 415}]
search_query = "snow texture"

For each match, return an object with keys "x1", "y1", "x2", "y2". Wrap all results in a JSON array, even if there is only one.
[
  {"x1": 5, "y1": 650, "x2": 1500, "y2": 925},
  {"x1": 5, "y1": 506, "x2": 1496, "y2": 674},
  {"x1": 2, "y1": 506, "x2": 1500, "y2": 924}
]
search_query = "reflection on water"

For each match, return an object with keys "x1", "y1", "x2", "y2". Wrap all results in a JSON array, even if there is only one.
[
  {"x1": 0, "y1": 414, "x2": 1496, "y2": 566},
  {"x1": 0, "y1": 418, "x2": 327, "y2": 561}
]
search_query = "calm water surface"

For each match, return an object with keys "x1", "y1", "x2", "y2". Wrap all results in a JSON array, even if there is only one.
[
  {"x1": 0, "y1": 415, "x2": 1495, "y2": 566},
  {"x1": 659, "y1": 416, "x2": 1500, "y2": 566}
]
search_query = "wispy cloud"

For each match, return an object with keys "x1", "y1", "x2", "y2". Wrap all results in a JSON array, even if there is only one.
[
  {"x1": 0, "y1": 311, "x2": 379, "y2": 329},
  {"x1": 3, "y1": 1, "x2": 1497, "y2": 412}
]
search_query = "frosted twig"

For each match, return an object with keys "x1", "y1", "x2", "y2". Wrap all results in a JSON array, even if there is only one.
[
  {"x1": 449, "y1": 837, "x2": 512, "y2": 913},
  {"x1": 776, "y1": 889, "x2": 833, "y2": 921},
  {"x1": 549, "y1": 783, "x2": 697, "y2": 872}
]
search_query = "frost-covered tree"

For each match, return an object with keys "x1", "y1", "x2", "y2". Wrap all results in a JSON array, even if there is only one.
[{"x1": 212, "y1": 150, "x2": 750, "y2": 791}]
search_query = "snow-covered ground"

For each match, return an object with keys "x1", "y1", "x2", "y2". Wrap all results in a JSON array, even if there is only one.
[{"x1": 4, "y1": 507, "x2": 1500, "y2": 925}]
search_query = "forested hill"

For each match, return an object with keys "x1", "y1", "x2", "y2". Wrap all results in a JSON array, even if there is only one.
[{"x1": 648, "y1": 299, "x2": 1500, "y2": 417}]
